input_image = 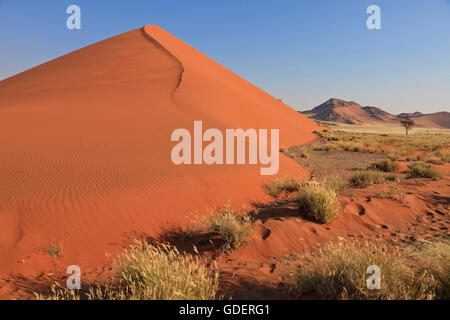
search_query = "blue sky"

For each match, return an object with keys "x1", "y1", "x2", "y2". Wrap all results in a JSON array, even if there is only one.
[{"x1": 0, "y1": 0, "x2": 449, "y2": 113}]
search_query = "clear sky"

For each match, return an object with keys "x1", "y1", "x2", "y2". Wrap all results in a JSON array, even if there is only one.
[{"x1": 0, "y1": 0, "x2": 449, "y2": 114}]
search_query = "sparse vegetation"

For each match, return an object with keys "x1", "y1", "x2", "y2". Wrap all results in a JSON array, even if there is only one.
[
  {"x1": 350, "y1": 170, "x2": 384, "y2": 186},
  {"x1": 312, "y1": 129, "x2": 450, "y2": 163},
  {"x1": 296, "y1": 183, "x2": 340, "y2": 223},
  {"x1": 407, "y1": 163, "x2": 442, "y2": 180}
]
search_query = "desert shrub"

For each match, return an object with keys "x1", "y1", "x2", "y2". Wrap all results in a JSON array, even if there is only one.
[
  {"x1": 264, "y1": 178, "x2": 302, "y2": 197},
  {"x1": 206, "y1": 206, "x2": 252, "y2": 250},
  {"x1": 350, "y1": 170, "x2": 384, "y2": 186},
  {"x1": 369, "y1": 159, "x2": 399, "y2": 172},
  {"x1": 286, "y1": 242, "x2": 436, "y2": 300},
  {"x1": 296, "y1": 183, "x2": 340, "y2": 223},
  {"x1": 407, "y1": 164, "x2": 442, "y2": 180}
]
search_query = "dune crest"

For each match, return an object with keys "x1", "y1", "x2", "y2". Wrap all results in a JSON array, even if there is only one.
[{"x1": 0, "y1": 26, "x2": 320, "y2": 282}]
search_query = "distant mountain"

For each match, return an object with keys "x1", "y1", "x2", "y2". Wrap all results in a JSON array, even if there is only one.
[{"x1": 301, "y1": 98, "x2": 450, "y2": 128}]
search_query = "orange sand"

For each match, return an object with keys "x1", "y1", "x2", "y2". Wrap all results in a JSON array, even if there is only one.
[{"x1": 0, "y1": 26, "x2": 321, "y2": 281}]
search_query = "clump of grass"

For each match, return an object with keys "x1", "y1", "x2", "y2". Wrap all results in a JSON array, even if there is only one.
[
  {"x1": 206, "y1": 206, "x2": 252, "y2": 250},
  {"x1": 350, "y1": 170, "x2": 384, "y2": 186},
  {"x1": 369, "y1": 159, "x2": 399, "y2": 172},
  {"x1": 407, "y1": 163, "x2": 442, "y2": 180},
  {"x1": 36, "y1": 240, "x2": 220, "y2": 300},
  {"x1": 285, "y1": 241, "x2": 437, "y2": 300},
  {"x1": 264, "y1": 178, "x2": 302, "y2": 197},
  {"x1": 46, "y1": 241, "x2": 63, "y2": 257},
  {"x1": 296, "y1": 183, "x2": 340, "y2": 223}
]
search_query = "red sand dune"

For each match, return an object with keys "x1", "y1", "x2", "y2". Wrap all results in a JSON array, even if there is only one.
[{"x1": 0, "y1": 26, "x2": 320, "y2": 281}]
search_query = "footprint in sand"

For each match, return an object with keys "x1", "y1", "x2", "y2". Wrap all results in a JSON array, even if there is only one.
[
  {"x1": 346, "y1": 203, "x2": 366, "y2": 216},
  {"x1": 260, "y1": 227, "x2": 271, "y2": 240}
]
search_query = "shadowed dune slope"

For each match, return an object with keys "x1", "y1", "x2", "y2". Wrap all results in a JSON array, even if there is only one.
[{"x1": 0, "y1": 26, "x2": 320, "y2": 276}]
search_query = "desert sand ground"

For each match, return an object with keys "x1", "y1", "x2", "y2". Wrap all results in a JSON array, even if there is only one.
[{"x1": 0, "y1": 26, "x2": 448, "y2": 300}]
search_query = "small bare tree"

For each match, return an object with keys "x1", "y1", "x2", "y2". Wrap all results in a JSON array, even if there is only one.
[{"x1": 400, "y1": 119, "x2": 415, "y2": 136}]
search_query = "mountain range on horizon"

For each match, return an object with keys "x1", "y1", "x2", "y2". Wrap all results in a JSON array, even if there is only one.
[{"x1": 300, "y1": 98, "x2": 450, "y2": 129}]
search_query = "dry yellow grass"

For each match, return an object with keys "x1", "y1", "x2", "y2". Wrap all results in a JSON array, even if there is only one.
[
  {"x1": 36, "y1": 240, "x2": 220, "y2": 300},
  {"x1": 206, "y1": 206, "x2": 252, "y2": 250},
  {"x1": 284, "y1": 240, "x2": 449, "y2": 300},
  {"x1": 296, "y1": 183, "x2": 340, "y2": 223},
  {"x1": 264, "y1": 178, "x2": 303, "y2": 197}
]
